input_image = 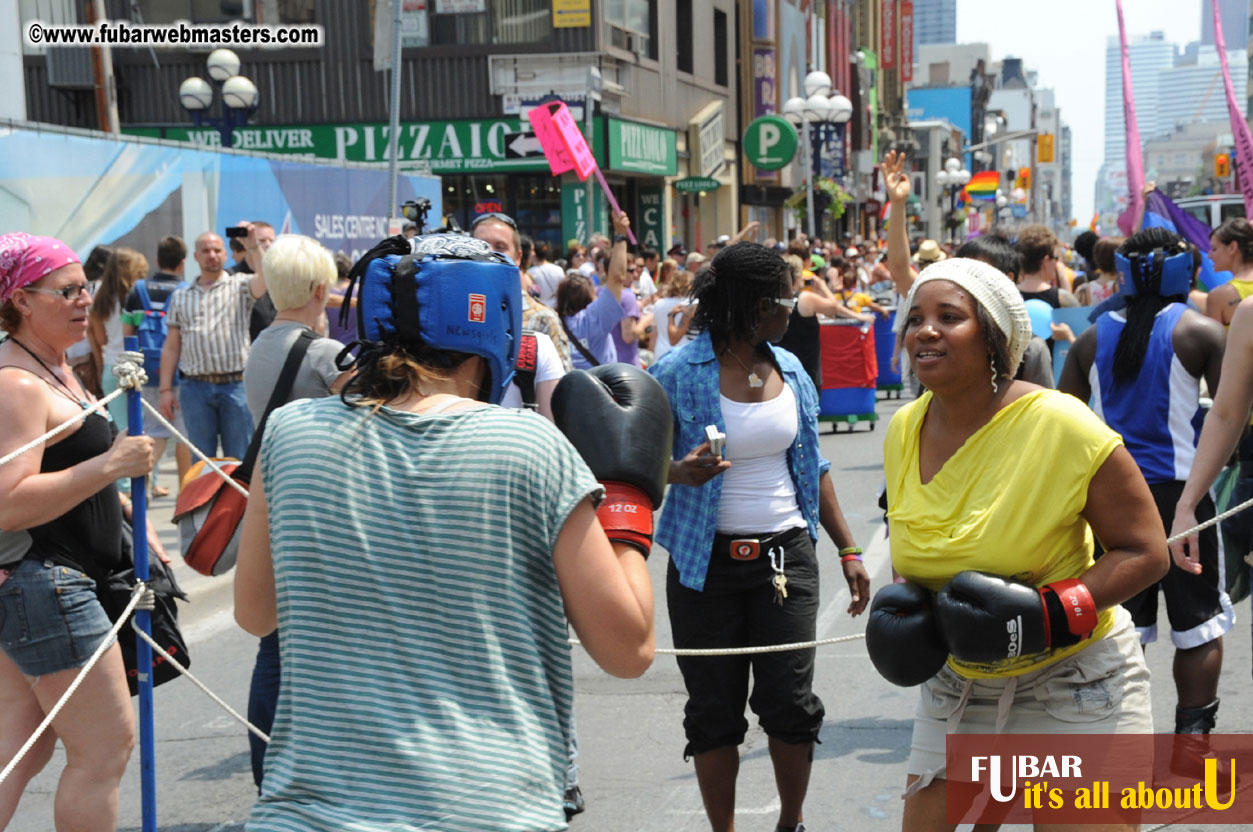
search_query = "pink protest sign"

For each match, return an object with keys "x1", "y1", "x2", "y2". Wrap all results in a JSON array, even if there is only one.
[
  {"x1": 548, "y1": 103, "x2": 597, "y2": 181},
  {"x1": 527, "y1": 101, "x2": 596, "y2": 181},
  {"x1": 527, "y1": 100, "x2": 636, "y2": 244},
  {"x1": 526, "y1": 103, "x2": 574, "y2": 176}
]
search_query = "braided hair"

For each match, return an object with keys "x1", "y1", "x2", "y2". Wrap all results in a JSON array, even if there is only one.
[
  {"x1": 690, "y1": 241, "x2": 790, "y2": 350},
  {"x1": 1111, "y1": 227, "x2": 1190, "y2": 388}
]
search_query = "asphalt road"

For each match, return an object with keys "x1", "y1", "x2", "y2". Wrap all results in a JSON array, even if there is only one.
[{"x1": 8, "y1": 392, "x2": 1252, "y2": 831}]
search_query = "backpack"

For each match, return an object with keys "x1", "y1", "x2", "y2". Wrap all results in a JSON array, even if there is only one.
[{"x1": 134, "y1": 280, "x2": 185, "y2": 386}]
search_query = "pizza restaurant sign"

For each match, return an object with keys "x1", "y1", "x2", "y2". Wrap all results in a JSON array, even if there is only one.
[{"x1": 125, "y1": 119, "x2": 554, "y2": 173}]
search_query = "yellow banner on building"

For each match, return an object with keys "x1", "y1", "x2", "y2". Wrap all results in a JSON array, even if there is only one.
[{"x1": 553, "y1": 0, "x2": 590, "y2": 28}]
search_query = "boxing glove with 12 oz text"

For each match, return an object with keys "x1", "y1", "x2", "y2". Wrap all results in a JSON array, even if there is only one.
[{"x1": 551, "y1": 364, "x2": 674, "y2": 556}]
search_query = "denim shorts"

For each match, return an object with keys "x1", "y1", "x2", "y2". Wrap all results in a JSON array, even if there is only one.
[{"x1": 0, "y1": 559, "x2": 113, "y2": 677}]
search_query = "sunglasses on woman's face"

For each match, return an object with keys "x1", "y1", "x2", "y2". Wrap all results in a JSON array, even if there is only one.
[{"x1": 773, "y1": 297, "x2": 797, "y2": 309}]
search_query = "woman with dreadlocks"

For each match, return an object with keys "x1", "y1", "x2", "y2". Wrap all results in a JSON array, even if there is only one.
[
  {"x1": 648, "y1": 241, "x2": 869, "y2": 832},
  {"x1": 1060, "y1": 226, "x2": 1230, "y2": 738}
]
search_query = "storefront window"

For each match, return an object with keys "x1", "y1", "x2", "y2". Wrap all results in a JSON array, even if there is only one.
[
  {"x1": 426, "y1": 0, "x2": 550, "y2": 46},
  {"x1": 441, "y1": 174, "x2": 562, "y2": 252}
]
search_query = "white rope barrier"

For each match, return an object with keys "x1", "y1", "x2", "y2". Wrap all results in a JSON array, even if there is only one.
[
  {"x1": 0, "y1": 387, "x2": 127, "y2": 469},
  {"x1": 130, "y1": 613, "x2": 270, "y2": 744},
  {"x1": 0, "y1": 584, "x2": 147, "y2": 787},
  {"x1": 137, "y1": 399, "x2": 250, "y2": 498},
  {"x1": 569, "y1": 632, "x2": 868, "y2": 656}
]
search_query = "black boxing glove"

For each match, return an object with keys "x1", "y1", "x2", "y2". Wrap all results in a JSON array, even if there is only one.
[
  {"x1": 551, "y1": 364, "x2": 674, "y2": 556},
  {"x1": 866, "y1": 582, "x2": 950, "y2": 686},
  {"x1": 934, "y1": 571, "x2": 1098, "y2": 664}
]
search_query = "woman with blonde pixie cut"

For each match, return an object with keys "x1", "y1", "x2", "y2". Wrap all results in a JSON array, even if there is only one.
[{"x1": 240, "y1": 233, "x2": 351, "y2": 790}]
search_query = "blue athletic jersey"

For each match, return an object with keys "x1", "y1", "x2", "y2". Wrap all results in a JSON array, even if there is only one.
[{"x1": 1089, "y1": 303, "x2": 1201, "y2": 484}]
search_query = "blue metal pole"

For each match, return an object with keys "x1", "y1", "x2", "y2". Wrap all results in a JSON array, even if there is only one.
[{"x1": 123, "y1": 335, "x2": 158, "y2": 832}]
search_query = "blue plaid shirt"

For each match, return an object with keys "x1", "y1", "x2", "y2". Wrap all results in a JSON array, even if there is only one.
[{"x1": 649, "y1": 331, "x2": 831, "y2": 591}]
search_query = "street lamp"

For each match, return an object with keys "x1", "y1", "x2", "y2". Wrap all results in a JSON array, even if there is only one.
[
  {"x1": 995, "y1": 190, "x2": 1010, "y2": 228},
  {"x1": 934, "y1": 157, "x2": 972, "y2": 243},
  {"x1": 179, "y1": 49, "x2": 260, "y2": 148},
  {"x1": 783, "y1": 70, "x2": 854, "y2": 241}
]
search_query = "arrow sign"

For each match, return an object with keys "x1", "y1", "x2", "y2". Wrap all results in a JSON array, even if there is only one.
[{"x1": 506, "y1": 132, "x2": 544, "y2": 158}]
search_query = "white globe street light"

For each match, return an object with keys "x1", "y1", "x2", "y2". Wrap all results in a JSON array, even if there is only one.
[
  {"x1": 785, "y1": 78, "x2": 855, "y2": 241},
  {"x1": 178, "y1": 49, "x2": 259, "y2": 148},
  {"x1": 221, "y1": 75, "x2": 260, "y2": 110},
  {"x1": 205, "y1": 48, "x2": 242, "y2": 82},
  {"x1": 178, "y1": 77, "x2": 213, "y2": 111},
  {"x1": 803, "y1": 70, "x2": 833, "y2": 98},
  {"x1": 782, "y1": 96, "x2": 806, "y2": 126}
]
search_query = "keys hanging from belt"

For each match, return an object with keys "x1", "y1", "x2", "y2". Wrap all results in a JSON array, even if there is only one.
[{"x1": 768, "y1": 546, "x2": 788, "y2": 606}]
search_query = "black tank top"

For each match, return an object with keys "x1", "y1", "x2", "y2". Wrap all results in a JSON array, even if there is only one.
[
  {"x1": 1020, "y1": 286, "x2": 1061, "y2": 308},
  {"x1": 27, "y1": 411, "x2": 124, "y2": 578},
  {"x1": 778, "y1": 313, "x2": 822, "y2": 390}
]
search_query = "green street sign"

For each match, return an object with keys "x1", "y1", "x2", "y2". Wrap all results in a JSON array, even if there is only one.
[
  {"x1": 674, "y1": 176, "x2": 721, "y2": 194},
  {"x1": 743, "y1": 114, "x2": 798, "y2": 171}
]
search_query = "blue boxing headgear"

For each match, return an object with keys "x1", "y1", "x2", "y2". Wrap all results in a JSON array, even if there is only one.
[
  {"x1": 1115, "y1": 244, "x2": 1193, "y2": 298},
  {"x1": 354, "y1": 234, "x2": 522, "y2": 404}
]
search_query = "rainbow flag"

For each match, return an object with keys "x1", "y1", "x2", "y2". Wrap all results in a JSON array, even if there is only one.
[{"x1": 962, "y1": 170, "x2": 1000, "y2": 202}]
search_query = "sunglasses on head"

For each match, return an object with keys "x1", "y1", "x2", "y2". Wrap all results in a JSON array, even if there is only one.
[{"x1": 472, "y1": 212, "x2": 517, "y2": 230}]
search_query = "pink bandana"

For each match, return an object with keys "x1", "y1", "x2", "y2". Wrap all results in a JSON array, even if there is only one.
[{"x1": 0, "y1": 233, "x2": 82, "y2": 306}]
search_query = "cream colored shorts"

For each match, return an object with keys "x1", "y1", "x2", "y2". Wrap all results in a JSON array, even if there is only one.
[{"x1": 907, "y1": 605, "x2": 1153, "y2": 781}]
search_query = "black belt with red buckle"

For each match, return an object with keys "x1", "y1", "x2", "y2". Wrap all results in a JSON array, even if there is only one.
[{"x1": 714, "y1": 528, "x2": 802, "y2": 561}]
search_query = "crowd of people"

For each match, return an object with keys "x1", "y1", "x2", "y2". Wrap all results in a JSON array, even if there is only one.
[{"x1": 3, "y1": 144, "x2": 1253, "y2": 832}]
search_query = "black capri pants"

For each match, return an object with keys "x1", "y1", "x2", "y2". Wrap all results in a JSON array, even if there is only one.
[{"x1": 666, "y1": 525, "x2": 825, "y2": 757}]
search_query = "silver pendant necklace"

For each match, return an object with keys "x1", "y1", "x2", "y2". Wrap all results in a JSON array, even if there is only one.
[{"x1": 724, "y1": 349, "x2": 764, "y2": 388}]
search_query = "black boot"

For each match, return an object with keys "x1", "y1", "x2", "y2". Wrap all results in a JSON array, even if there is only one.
[
  {"x1": 1170, "y1": 699, "x2": 1233, "y2": 794},
  {"x1": 1175, "y1": 698, "x2": 1219, "y2": 734}
]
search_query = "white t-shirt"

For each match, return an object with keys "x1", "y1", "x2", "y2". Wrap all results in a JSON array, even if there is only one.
[
  {"x1": 651, "y1": 297, "x2": 697, "y2": 361},
  {"x1": 528, "y1": 262, "x2": 564, "y2": 309},
  {"x1": 633, "y1": 270, "x2": 657, "y2": 302},
  {"x1": 499, "y1": 331, "x2": 565, "y2": 410}
]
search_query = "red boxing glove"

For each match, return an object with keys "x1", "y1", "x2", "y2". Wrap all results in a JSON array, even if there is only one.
[
  {"x1": 1040, "y1": 578, "x2": 1098, "y2": 642},
  {"x1": 596, "y1": 481, "x2": 653, "y2": 557}
]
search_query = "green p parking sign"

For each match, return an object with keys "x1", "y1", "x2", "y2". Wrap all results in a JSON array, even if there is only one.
[{"x1": 743, "y1": 115, "x2": 798, "y2": 171}]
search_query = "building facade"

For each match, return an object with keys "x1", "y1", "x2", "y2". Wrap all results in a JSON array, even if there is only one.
[
  {"x1": 912, "y1": 0, "x2": 955, "y2": 53},
  {"x1": 19, "y1": 0, "x2": 742, "y2": 255}
]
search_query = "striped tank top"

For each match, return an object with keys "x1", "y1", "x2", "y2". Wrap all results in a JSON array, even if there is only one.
[{"x1": 247, "y1": 396, "x2": 601, "y2": 832}]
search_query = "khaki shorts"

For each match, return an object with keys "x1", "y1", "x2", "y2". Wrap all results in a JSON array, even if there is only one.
[{"x1": 907, "y1": 605, "x2": 1153, "y2": 782}]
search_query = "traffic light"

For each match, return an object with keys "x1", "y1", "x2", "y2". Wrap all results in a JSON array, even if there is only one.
[
  {"x1": 1216, "y1": 153, "x2": 1231, "y2": 178},
  {"x1": 1016, "y1": 167, "x2": 1031, "y2": 190},
  {"x1": 1038, "y1": 134, "x2": 1055, "y2": 164}
]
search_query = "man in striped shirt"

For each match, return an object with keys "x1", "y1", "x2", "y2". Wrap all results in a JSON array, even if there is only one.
[{"x1": 157, "y1": 227, "x2": 268, "y2": 459}]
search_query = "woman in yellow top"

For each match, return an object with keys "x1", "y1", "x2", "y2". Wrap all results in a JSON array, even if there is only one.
[{"x1": 868, "y1": 258, "x2": 1168, "y2": 831}]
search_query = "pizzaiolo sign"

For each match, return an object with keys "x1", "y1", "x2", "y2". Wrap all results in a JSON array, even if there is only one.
[{"x1": 125, "y1": 119, "x2": 554, "y2": 173}]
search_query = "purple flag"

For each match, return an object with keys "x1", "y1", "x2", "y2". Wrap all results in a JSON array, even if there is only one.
[
  {"x1": 1212, "y1": 0, "x2": 1253, "y2": 215},
  {"x1": 1116, "y1": 0, "x2": 1145, "y2": 236},
  {"x1": 1144, "y1": 189, "x2": 1211, "y2": 252}
]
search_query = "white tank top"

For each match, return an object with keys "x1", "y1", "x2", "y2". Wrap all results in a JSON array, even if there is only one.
[{"x1": 715, "y1": 383, "x2": 807, "y2": 535}]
